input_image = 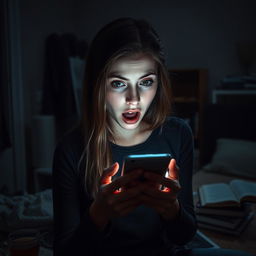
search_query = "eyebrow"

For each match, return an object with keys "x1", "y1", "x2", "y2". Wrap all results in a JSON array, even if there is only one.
[{"x1": 108, "y1": 71, "x2": 157, "y2": 80}]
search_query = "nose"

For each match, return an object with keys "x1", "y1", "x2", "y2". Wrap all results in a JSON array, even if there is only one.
[{"x1": 126, "y1": 87, "x2": 140, "y2": 105}]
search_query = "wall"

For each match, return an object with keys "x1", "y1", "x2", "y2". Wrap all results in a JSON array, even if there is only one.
[
  {"x1": 20, "y1": 1, "x2": 256, "y2": 117},
  {"x1": 72, "y1": 1, "x2": 256, "y2": 89},
  {"x1": 18, "y1": 0, "x2": 256, "y2": 190}
]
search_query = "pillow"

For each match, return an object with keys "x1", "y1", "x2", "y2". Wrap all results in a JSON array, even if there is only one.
[{"x1": 202, "y1": 138, "x2": 256, "y2": 179}]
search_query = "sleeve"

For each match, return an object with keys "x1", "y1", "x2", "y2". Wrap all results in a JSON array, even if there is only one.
[
  {"x1": 52, "y1": 140, "x2": 110, "y2": 256},
  {"x1": 163, "y1": 120, "x2": 197, "y2": 245}
]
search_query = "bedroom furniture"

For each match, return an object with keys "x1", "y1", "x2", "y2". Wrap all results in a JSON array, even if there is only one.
[
  {"x1": 212, "y1": 89, "x2": 256, "y2": 104},
  {"x1": 193, "y1": 102, "x2": 256, "y2": 255},
  {"x1": 169, "y1": 69, "x2": 208, "y2": 148},
  {"x1": 199, "y1": 103, "x2": 256, "y2": 167}
]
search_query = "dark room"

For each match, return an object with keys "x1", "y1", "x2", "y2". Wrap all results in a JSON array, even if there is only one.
[{"x1": 1, "y1": 1, "x2": 256, "y2": 255}]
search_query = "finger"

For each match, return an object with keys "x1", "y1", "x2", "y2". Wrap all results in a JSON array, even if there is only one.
[
  {"x1": 140, "y1": 192, "x2": 177, "y2": 209},
  {"x1": 106, "y1": 169, "x2": 143, "y2": 192},
  {"x1": 144, "y1": 172, "x2": 181, "y2": 192},
  {"x1": 101, "y1": 162, "x2": 119, "y2": 185},
  {"x1": 140, "y1": 194, "x2": 179, "y2": 219},
  {"x1": 141, "y1": 183, "x2": 178, "y2": 200},
  {"x1": 110, "y1": 187, "x2": 141, "y2": 204},
  {"x1": 139, "y1": 194, "x2": 167, "y2": 213},
  {"x1": 168, "y1": 159, "x2": 179, "y2": 180},
  {"x1": 143, "y1": 171, "x2": 162, "y2": 183}
]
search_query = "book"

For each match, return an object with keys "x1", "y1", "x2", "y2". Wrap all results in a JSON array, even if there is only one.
[
  {"x1": 195, "y1": 201, "x2": 252, "y2": 217},
  {"x1": 198, "y1": 179, "x2": 256, "y2": 208},
  {"x1": 198, "y1": 212, "x2": 255, "y2": 236},
  {"x1": 196, "y1": 213, "x2": 251, "y2": 229},
  {"x1": 244, "y1": 83, "x2": 256, "y2": 89}
]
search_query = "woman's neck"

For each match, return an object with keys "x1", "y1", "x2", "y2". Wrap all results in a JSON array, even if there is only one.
[{"x1": 111, "y1": 122, "x2": 152, "y2": 146}]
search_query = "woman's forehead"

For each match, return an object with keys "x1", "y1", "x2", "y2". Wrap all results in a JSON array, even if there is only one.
[{"x1": 109, "y1": 53, "x2": 157, "y2": 75}]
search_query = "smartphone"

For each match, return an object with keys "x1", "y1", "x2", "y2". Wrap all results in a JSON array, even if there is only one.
[{"x1": 121, "y1": 153, "x2": 172, "y2": 179}]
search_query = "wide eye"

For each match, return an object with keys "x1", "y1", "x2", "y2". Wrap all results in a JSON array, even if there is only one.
[
  {"x1": 139, "y1": 79, "x2": 154, "y2": 87},
  {"x1": 111, "y1": 80, "x2": 126, "y2": 89}
]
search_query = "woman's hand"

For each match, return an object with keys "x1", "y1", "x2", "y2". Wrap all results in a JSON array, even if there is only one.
[
  {"x1": 140, "y1": 159, "x2": 181, "y2": 221},
  {"x1": 89, "y1": 162, "x2": 143, "y2": 229}
]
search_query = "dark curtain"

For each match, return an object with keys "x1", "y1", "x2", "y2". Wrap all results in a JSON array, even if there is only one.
[
  {"x1": 0, "y1": 3, "x2": 11, "y2": 154},
  {"x1": 41, "y1": 33, "x2": 87, "y2": 138},
  {"x1": 0, "y1": 66, "x2": 11, "y2": 153}
]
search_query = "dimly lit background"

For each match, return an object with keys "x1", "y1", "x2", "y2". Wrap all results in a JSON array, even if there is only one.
[
  {"x1": 1, "y1": 1, "x2": 256, "y2": 253},
  {"x1": 1, "y1": 0, "x2": 256, "y2": 193}
]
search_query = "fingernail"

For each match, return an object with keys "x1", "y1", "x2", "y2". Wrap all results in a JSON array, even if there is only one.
[{"x1": 112, "y1": 162, "x2": 117, "y2": 168}]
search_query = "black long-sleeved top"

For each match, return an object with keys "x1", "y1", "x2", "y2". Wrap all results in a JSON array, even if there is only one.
[{"x1": 52, "y1": 117, "x2": 197, "y2": 256}]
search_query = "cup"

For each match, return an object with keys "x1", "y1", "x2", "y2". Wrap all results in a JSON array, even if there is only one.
[{"x1": 8, "y1": 229, "x2": 40, "y2": 256}]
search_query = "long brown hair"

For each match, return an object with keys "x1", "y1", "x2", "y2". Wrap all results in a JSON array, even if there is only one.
[{"x1": 79, "y1": 18, "x2": 172, "y2": 198}]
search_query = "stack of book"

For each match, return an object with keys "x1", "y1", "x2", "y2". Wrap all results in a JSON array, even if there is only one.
[{"x1": 194, "y1": 179, "x2": 256, "y2": 236}]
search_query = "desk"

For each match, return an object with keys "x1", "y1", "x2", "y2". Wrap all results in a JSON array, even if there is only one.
[
  {"x1": 212, "y1": 89, "x2": 256, "y2": 104},
  {"x1": 193, "y1": 171, "x2": 256, "y2": 255}
]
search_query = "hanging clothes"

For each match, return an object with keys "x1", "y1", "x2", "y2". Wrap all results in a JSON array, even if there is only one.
[{"x1": 41, "y1": 33, "x2": 87, "y2": 137}]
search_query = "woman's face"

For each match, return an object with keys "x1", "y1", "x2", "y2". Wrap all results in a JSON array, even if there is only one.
[{"x1": 106, "y1": 53, "x2": 158, "y2": 133}]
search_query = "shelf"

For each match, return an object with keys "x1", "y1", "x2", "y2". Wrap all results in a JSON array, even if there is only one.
[
  {"x1": 173, "y1": 97, "x2": 198, "y2": 103},
  {"x1": 169, "y1": 68, "x2": 208, "y2": 162},
  {"x1": 212, "y1": 89, "x2": 256, "y2": 104}
]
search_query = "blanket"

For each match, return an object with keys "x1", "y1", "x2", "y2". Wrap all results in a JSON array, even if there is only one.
[{"x1": 0, "y1": 189, "x2": 53, "y2": 232}]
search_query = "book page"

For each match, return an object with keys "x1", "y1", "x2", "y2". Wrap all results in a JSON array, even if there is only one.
[
  {"x1": 199, "y1": 183, "x2": 238, "y2": 207},
  {"x1": 230, "y1": 179, "x2": 256, "y2": 201}
]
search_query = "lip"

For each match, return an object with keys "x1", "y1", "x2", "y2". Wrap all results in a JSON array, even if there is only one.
[
  {"x1": 122, "y1": 109, "x2": 141, "y2": 124},
  {"x1": 123, "y1": 109, "x2": 141, "y2": 114}
]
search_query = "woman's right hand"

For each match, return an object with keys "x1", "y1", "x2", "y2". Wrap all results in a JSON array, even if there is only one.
[{"x1": 89, "y1": 162, "x2": 143, "y2": 229}]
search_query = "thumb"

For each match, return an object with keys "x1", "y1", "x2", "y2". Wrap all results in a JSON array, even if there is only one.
[
  {"x1": 168, "y1": 159, "x2": 179, "y2": 180},
  {"x1": 101, "y1": 162, "x2": 119, "y2": 185}
]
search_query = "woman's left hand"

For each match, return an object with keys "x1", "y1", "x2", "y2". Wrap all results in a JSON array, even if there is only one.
[{"x1": 140, "y1": 159, "x2": 181, "y2": 221}]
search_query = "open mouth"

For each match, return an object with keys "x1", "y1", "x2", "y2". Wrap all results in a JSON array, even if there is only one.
[{"x1": 122, "y1": 111, "x2": 141, "y2": 124}]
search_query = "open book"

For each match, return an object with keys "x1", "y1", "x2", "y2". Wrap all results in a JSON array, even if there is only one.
[{"x1": 199, "y1": 179, "x2": 256, "y2": 208}]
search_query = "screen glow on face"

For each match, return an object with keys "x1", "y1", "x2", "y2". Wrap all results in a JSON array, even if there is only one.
[{"x1": 106, "y1": 53, "x2": 158, "y2": 133}]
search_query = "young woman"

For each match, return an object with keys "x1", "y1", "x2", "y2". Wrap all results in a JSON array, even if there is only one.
[{"x1": 52, "y1": 18, "x2": 252, "y2": 256}]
